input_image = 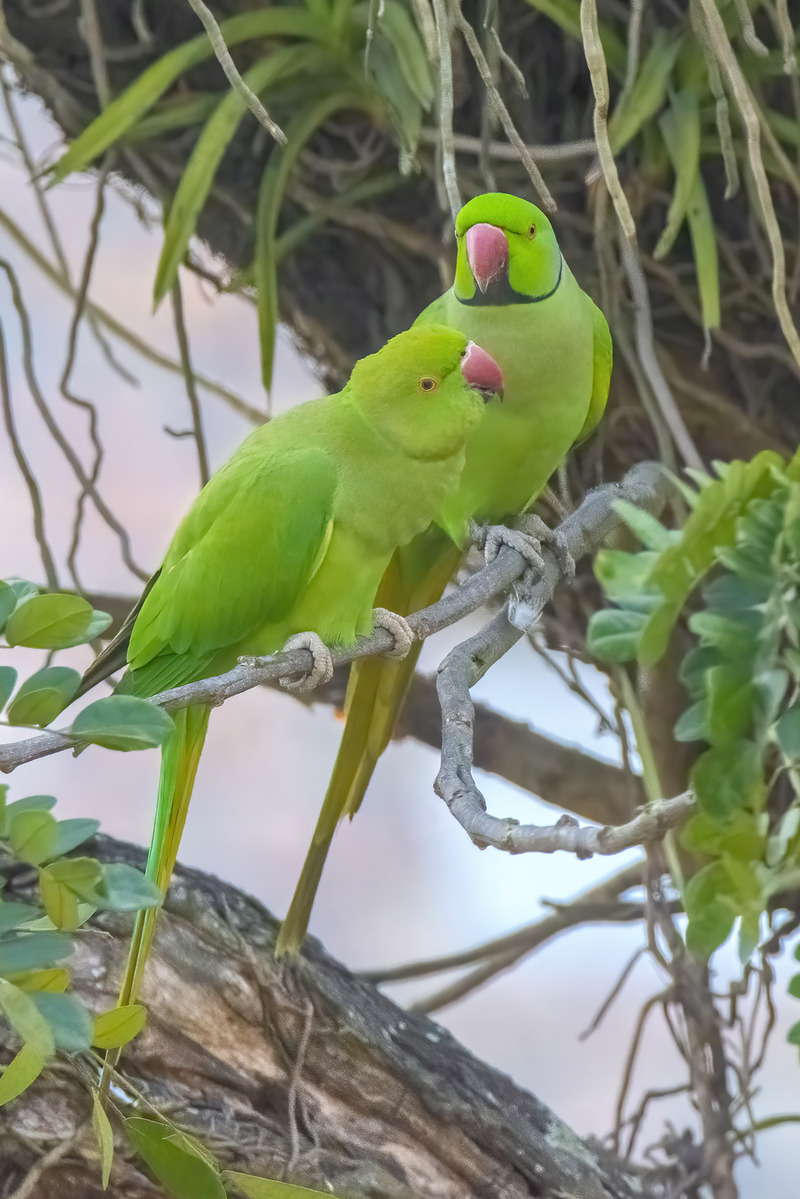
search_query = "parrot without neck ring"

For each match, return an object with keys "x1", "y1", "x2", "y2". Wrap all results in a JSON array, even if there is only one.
[
  {"x1": 276, "y1": 192, "x2": 612, "y2": 957},
  {"x1": 81, "y1": 325, "x2": 502, "y2": 1022}
]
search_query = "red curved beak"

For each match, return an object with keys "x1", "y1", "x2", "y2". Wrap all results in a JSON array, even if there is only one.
[
  {"x1": 465, "y1": 223, "x2": 508, "y2": 293},
  {"x1": 461, "y1": 341, "x2": 504, "y2": 402}
]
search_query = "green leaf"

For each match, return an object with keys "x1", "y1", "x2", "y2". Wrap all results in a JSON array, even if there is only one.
[
  {"x1": 0, "y1": 1042, "x2": 47, "y2": 1106},
  {"x1": 0, "y1": 978, "x2": 55, "y2": 1056},
  {"x1": 95, "y1": 864, "x2": 162, "y2": 912},
  {"x1": 9, "y1": 969, "x2": 70, "y2": 994},
  {"x1": 92, "y1": 1089, "x2": 115, "y2": 1188},
  {"x1": 7, "y1": 666, "x2": 82, "y2": 727},
  {"x1": 586, "y1": 608, "x2": 647, "y2": 662},
  {"x1": 256, "y1": 90, "x2": 369, "y2": 390},
  {"x1": 789, "y1": 974, "x2": 800, "y2": 1001},
  {"x1": 691, "y1": 742, "x2": 764, "y2": 822},
  {"x1": 704, "y1": 666, "x2": 756, "y2": 745},
  {"x1": 225, "y1": 1171, "x2": 343, "y2": 1198},
  {"x1": 30, "y1": 991, "x2": 92, "y2": 1051},
  {"x1": 637, "y1": 453, "x2": 784, "y2": 665},
  {"x1": 681, "y1": 809, "x2": 764, "y2": 860},
  {"x1": 38, "y1": 867, "x2": 81, "y2": 931},
  {"x1": 608, "y1": 29, "x2": 682, "y2": 153},
  {"x1": 154, "y1": 45, "x2": 321, "y2": 306},
  {"x1": 687, "y1": 611, "x2": 759, "y2": 659},
  {"x1": 673, "y1": 700, "x2": 707, "y2": 743},
  {"x1": 4, "y1": 593, "x2": 93, "y2": 649},
  {"x1": 776, "y1": 705, "x2": 800, "y2": 760},
  {"x1": 0, "y1": 903, "x2": 39, "y2": 936},
  {"x1": 0, "y1": 931, "x2": 73, "y2": 976},
  {"x1": 684, "y1": 863, "x2": 737, "y2": 957},
  {"x1": 0, "y1": 582, "x2": 17, "y2": 632},
  {"x1": 372, "y1": 1, "x2": 434, "y2": 107},
  {"x1": 7, "y1": 580, "x2": 40, "y2": 605},
  {"x1": 685, "y1": 170, "x2": 720, "y2": 334},
  {"x1": 613, "y1": 499, "x2": 677, "y2": 550},
  {"x1": 8, "y1": 809, "x2": 58, "y2": 866},
  {"x1": 51, "y1": 819, "x2": 100, "y2": 857},
  {"x1": 787, "y1": 1019, "x2": 800, "y2": 1047},
  {"x1": 71, "y1": 696, "x2": 174, "y2": 752},
  {"x1": 1, "y1": 794, "x2": 57, "y2": 837},
  {"x1": 92, "y1": 1003, "x2": 147, "y2": 1050},
  {"x1": 124, "y1": 1117, "x2": 226, "y2": 1199},
  {"x1": 45, "y1": 856, "x2": 103, "y2": 896},
  {"x1": 594, "y1": 549, "x2": 661, "y2": 611},
  {"x1": 0, "y1": 666, "x2": 17, "y2": 711},
  {"x1": 654, "y1": 87, "x2": 701, "y2": 260},
  {"x1": 47, "y1": 8, "x2": 330, "y2": 184}
]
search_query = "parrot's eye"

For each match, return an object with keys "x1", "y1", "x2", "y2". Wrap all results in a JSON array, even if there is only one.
[
  {"x1": 418, "y1": 377, "x2": 438, "y2": 393},
  {"x1": 528, "y1": 224, "x2": 536, "y2": 239}
]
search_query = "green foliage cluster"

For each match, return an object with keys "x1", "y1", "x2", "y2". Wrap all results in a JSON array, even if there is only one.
[
  {"x1": 0, "y1": 781, "x2": 158, "y2": 1104},
  {"x1": 47, "y1": 0, "x2": 434, "y2": 391},
  {"x1": 588, "y1": 451, "x2": 800, "y2": 1052},
  {"x1": 0, "y1": 576, "x2": 175, "y2": 748}
]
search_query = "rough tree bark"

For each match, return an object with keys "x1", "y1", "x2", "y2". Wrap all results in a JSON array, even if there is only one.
[{"x1": 0, "y1": 839, "x2": 647, "y2": 1199}]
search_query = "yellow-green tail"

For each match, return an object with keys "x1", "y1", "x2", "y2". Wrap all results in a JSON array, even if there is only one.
[
  {"x1": 275, "y1": 539, "x2": 461, "y2": 956},
  {"x1": 102, "y1": 704, "x2": 210, "y2": 1077}
]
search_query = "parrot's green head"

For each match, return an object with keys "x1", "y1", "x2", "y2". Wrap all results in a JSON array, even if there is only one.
[
  {"x1": 453, "y1": 192, "x2": 562, "y2": 306},
  {"x1": 349, "y1": 326, "x2": 503, "y2": 460}
]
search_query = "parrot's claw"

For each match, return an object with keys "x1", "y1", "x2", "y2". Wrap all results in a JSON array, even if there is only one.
[
  {"x1": 474, "y1": 522, "x2": 546, "y2": 577},
  {"x1": 372, "y1": 608, "x2": 414, "y2": 660},
  {"x1": 279, "y1": 632, "x2": 334, "y2": 692},
  {"x1": 516, "y1": 514, "x2": 575, "y2": 581}
]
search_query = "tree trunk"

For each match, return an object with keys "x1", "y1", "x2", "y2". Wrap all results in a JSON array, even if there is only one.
[{"x1": 0, "y1": 838, "x2": 647, "y2": 1199}]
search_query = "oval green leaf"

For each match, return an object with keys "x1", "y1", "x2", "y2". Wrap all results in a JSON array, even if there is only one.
[
  {"x1": 7, "y1": 666, "x2": 82, "y2": 727},
  {"x1": 0, "y1": 666, "x2": 17, "y2": 711},
  {"x1": 0, "y1": 1042, "x2": 47, "y2": 1106},
  {"x1": 4, "y1": 593, "x2": 93, "y2": 649},
  {"x1": 124, "y1": 1117, "x2": 226, "y2": 1199},
  {"x1": 92, "y1": 1003, "x2": 147, "y2": 1049},
  {"x1": 8, "y1": 809, "x2": 58, "y2": 866},
  {"x1": 31, "y1": 991, "x2": 93, "y2": 1051},
  {"x1": 71, "y1": 695, "x2": 175, "y2": 752}
]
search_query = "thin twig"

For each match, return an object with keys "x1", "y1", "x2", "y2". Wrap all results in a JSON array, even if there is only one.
[
  {"x1": 185, "y1": 0, "x2": 286, "y2": 144},
  {"x1": 170, "y1": 276, "x2": 210, "y2": 487},
  {"x1": 431, "y1": 0, "x2": 460, "y2": 218},
  {"x1": 0, "y1": 205, "x2": 263, "y2": 423},
  {"x1": 0, "y1": 258, "x2": 148, "y2": 580},
  {"x1": 0, "y1": 314, "x2": 59, "y2": 590},
  {"x1": 449, "y1": 0, "x2": 556, "y2": 212}
]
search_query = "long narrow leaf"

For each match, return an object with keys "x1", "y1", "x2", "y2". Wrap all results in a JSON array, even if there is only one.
[
  {"x1": 48, "y1": 9, "x2": 332, "y2": 184},
  {"x1": 686, "y1": 171, "x2": 721, "y2": 335},
  {"x1": 608, "y1": 29, "x2": 682, "y2": 154},
  {"x1": 154, "y1": 45, "x2": 328, "y2": 305},
  {"x1": 255, "y1": 89, "x2": 371, "y2": 391},
  {"x1": 654, "y1": 88, "x2": 701, "y2": 260}
]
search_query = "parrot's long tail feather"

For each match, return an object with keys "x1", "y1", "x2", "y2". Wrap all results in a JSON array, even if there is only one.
[
  {"x1": 276, "y1": 539, "x2": 461, "y2": 956},
  {"x1": 101, "y1": 704, "x2": 210, "y2": 1081}
]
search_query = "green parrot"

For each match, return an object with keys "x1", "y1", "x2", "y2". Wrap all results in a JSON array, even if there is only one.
[
  {"x1": 82, "y1": 325, "x2": 503, "y2": 1012},
  {"x1": 276, "y1": 192, "x2": 612, "y2": 956}
]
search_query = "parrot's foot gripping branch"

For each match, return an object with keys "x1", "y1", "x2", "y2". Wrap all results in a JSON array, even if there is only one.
[
  {"x1": 274, "y1": 632, "x2": 335, "y2": 692},
  {"x1": 472, "y1": 521, "x2": 546, "y2": 577},
  {"x1": 371, "y1": 608, "x2": 414, "y2": 660}
]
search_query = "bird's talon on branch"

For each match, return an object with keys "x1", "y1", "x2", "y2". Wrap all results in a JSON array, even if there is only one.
[
  {"x1": 372, "y1": 608, "x2": 414, "y2": 660},
  {"x1": 517, "y1": 514, "x2": 575, "y2": 580},
  {"x1": 279, "y1": 632, "x2": 334, "y2": 692},
  {"x1": 480, "y1": 523, "x2": 546, "y2": 575}
]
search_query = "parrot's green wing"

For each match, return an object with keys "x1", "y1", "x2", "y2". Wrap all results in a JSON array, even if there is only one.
[
  {"x1": 127, "y1": 448, "x2": 338, "y2": 696},
  {"x1": 576, "y1": 298, "x2": 613, "y2": 444}
]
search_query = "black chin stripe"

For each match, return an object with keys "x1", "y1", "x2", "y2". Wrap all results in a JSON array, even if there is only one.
[{"x1": 457, "y1": 251, "x2": 563, "y2": 307}]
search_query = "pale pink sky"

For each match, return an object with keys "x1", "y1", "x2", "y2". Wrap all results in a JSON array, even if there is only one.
[{"x1": 0, "y1": 87, "x2": 796, "y2": 1194}]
